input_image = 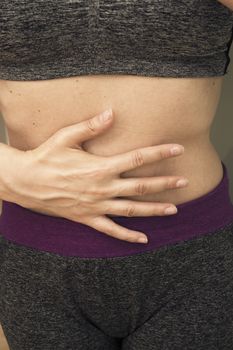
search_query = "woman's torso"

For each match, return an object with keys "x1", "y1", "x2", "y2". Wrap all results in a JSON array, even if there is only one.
[{"x1": 0, "y1": 74, "x2": 225, "y2": 216}]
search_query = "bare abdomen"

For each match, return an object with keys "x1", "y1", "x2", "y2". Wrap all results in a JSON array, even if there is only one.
[{"x1": 0, "y1": 74, "x2": 224, "y2": 208}]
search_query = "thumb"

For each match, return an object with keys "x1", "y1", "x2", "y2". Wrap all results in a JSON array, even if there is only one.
[{"x1": 51, "y1": 108, "x2": 113, "y2": 149}]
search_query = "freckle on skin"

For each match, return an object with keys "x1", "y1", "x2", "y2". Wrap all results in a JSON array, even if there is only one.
[
  {"x1": 38, "y1": 109, "x2": 40, "y2": 112},
  {"x1": 9, "y1": 90, "x2": 12, "y2": 93}
]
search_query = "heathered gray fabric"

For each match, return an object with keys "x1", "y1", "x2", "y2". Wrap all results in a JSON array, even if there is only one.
[
  {"x1": 0, "y1": 1, "x2": 233, "y2": 81},
  {"x1": 1, "y1": 221, "x2": 233, "y2": 350}
]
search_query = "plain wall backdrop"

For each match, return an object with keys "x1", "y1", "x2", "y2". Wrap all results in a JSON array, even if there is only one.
[{"x1": 0, "y1": 47, "x2": 233, "y2": 202}]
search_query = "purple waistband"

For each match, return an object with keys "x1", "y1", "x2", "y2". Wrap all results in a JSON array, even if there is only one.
[{"x1": 0, "y1": 161, "x2": 233, "y2": 258}]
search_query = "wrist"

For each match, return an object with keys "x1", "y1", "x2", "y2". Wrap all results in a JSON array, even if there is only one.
[{"x1": 0, "y1": 142, "x2": 27, "y2": 203}]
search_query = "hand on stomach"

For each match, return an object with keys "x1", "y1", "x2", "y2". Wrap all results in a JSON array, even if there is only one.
[{"x1": 0, "y1": 74, "x2": 224, "y2": 238}]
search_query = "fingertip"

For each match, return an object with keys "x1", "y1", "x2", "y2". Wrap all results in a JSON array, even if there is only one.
[{"x1": 137, "y1": 236, "x2": 148, "y2": 243}]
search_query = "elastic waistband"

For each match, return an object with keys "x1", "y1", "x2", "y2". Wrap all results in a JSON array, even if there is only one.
[{"x1": 0, "y1": 161, "x2": 233, "y2": 258}]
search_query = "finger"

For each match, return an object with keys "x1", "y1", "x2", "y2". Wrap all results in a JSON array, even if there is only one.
[
  {"x1": 46, "y1": 109, "x2": 114, "y2": 149},
  {"x1": 88, "y1": 215, "x2": 148, "y2": 243},
  {"x1": 110, "y1": 176, "x2": 189, "y2": 197},
  {"x1": 106, "y1": 144, "x2": 184, "y2": 175},
  {"x1": 103, "y1": 199, "x2": 178, "y2": 217}
]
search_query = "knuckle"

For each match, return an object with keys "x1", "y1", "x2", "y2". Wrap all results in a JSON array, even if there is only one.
[
  {"x1": 83, "y1": 166, "x2": 108, "y2": 180},
  {"x1": 107, "y1": 227, "x2": 115, "y2": 235},
  {"x1": 158, "y1": 147, "x2": 169, "y2": 159},
  {"x1": 63, "y1": 165, "x2": 109, "y2": 183},
  {"x1": 167, "y1": 177, "x2": 176, "y2": 189},
  {"x1": 135, "y1": 181, "x2": 147, "y2": 195},
  {"x1": 125, "y1": 204, "x2": 136, "y2": 217},
  {"x1": 132, "y1": 150, "x2": 144, "y2": 167},
  {"x1": 80, "y1": 195, "x2": 97, "y2": 208},
  {"x1": 88, "y1": 185, "x2": 108, "y2": 197},
  {"x1": 110, "y1": 184, "x2": 121, "y2": 197},
  {"x1": 86, "y1": 119, "x2": 97, "y2": 133}
]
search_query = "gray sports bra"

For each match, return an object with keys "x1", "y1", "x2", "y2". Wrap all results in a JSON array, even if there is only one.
[{"x1": 0, "y1": 0, "x2": 233, "y2": 81}]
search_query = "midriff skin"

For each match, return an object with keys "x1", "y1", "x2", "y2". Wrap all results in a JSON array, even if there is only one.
[{"x1": 0, "y1": 74, "x2": 224, "y2": 216}]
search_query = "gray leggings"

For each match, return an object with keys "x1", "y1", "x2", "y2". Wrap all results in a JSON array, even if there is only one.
[{"x1": 1, "y1": 221, "x2": 233, "y2": 350}]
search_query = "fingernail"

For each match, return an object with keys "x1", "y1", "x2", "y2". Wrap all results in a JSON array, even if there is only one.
[
  {"x1": 176, "y1": 179, "x2": 189, "y2": 187},
  {"x1": 100, "y1": 109, "x2": 112, "y2": 123},
  {"x1": 170, "y1": 146, "x2": 184, "y2": 155},
  {"x1": 138, "y1": 236, "x2": 148, "y2": 243},
  {"x1": 164, "y1": 206, "x2": 178, "y2": 215}
]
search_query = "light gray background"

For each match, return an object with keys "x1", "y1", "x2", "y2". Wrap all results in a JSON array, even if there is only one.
[{"x1": 0, "y1": 48, "x2": 233, "y2": 202}]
